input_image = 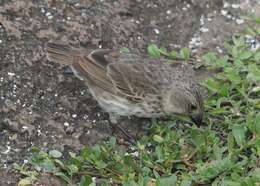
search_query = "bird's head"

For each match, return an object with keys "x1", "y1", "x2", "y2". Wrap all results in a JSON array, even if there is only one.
[{"x1": 162, "y1": 81, "x2": 203, "y2": 125}]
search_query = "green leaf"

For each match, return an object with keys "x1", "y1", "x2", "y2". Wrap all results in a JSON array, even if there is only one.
[
  {"x1": 13, "y1": 163, "x2": 23, "y2": 171},
  {"x1": 67, "y1": 164, "x2": 78, "y2": 176},
  {"x1": 247, "y1": 64, "x2": 260, "y2": 82},
  {"x1": 153, "y1": 135, "x2": 164, "y2": 143},
  {"x1": 120, "y1": 47, "x2": 130, "y2": 53},
  {"x1": 95, "y1": 160, "x2": 107, "y2": 169},
  {"x1": 180, "y1": 180, "x2": 192, "y2": 186},
  {"x1": 159, "y1": 47, "x2": 169, "y2": 56},
  {"x1": 224, "y1": 68, "x2": 241, "y2": 84},
  {"x1": 30, "y1": 147, "x2": 41, "y2": 153},
  {"x1": 169, "y1": 50, "x2": 179, "y2": 59},
  {"x1": 180, "y1": 47, "x2": 190, "y2": 61},
  {"x1": 41, "y1": 159, "x2": 56, "y2": 172},
  {"x1": 49, "y1": 150, "x2": 63, "y2": 158},
  {"x1": 228, "y1": 133, "x2": 235, "y2": 155},
  {"x1": 202, "y1": 78, "x2": 220, "y2": 93},
  {"x1": 54, "y1": 159, "x2": 65, "y2": 169},
  {"x1": 197, "y1": 158, "x2": 233, "y2": 181},
  {"x1": 256, "y1": 28, "x2": 260, "y2": 35},
  {"x1": 155, "y1": 146, "x2": 164, "y2": 162},
  {"x1": 254, "y1": 17, "x2": 260, "y2": 24},
  {"x1": 254, "y1": 52, "x2": 260, "y2": 61},
  {"x1": 254, "y1": 113, "x2": 260, "y2": 136},
  {"x1": 244, "y1": 27, "x2": 256, "y2": 36},
  {"x1": 156, "y1": 175, "x2": 177, "y2": 186},
  {"x1": 69, "y1": 152, "x2": 76, "y2": 158},
  {"x1": 18, "y1": 177, "x2": 34, "y2": 186},
  {"x1": 255, "y1": 138, "x2": 260, "y2": 157},
  {"x1": 232, "y1": 125, "x2": 246, "y2": 147},
  {"x1": 190, "y1": 129, "x2": 205, "y2": 147},
  {"x1": 238, "y1": 51, "x2": 252, "y2": 60},
  {"x1": 231, "y1": 46, "x2": 239, "y2": 59},
  {"x1": 79, "y1": 175, "x2": 93, "y2": 186},
  {"x1": 109, "y1": 136, "x2": 116, "y2": 146},
  {"x1": 54, "y1": 172, "x2": 70, "y2": 183},
  {"x1": 148, "y1": 44, "x2": 161, "y2": 59}
]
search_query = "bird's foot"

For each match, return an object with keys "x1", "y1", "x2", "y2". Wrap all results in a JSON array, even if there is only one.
[{"x1": 108, "y1": 121, "x2": 136, "y2": 145}]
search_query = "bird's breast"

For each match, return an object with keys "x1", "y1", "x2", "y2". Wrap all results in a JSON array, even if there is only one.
[{"x1": 94, "y1": 92, "x2": 164, "y2": 118}]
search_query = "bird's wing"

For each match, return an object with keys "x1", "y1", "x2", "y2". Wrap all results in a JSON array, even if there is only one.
[
  {"x1": 106, "y1": 59, "x2": 166, "y2": 102},
  {"x1": 82, "y1": 49, "x2": 160, "y2": 100}
]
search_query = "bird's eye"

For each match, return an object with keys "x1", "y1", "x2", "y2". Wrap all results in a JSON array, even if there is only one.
[{"x1": 190, "y1": 104, "x2": 197, "y2": 110}]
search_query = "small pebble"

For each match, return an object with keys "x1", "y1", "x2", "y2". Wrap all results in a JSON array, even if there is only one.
[
  {"x1": 200, "y1": 27, "x2": 209, "y2": 33},
  {"x1": 64, "y1": 122, "x2": 70, "y2": 127},
  {"x1": 7, "y1": 72, "x2": 15, "y2": 77},
  {"x1": 223, "y1": 2, "x2": 230, "y2": 8},
  {"x1": 154, "y1": 28, "x2": 160, "y2": 34},
  {"x1": 2, "y1": 146, "x2": 11, "y2": 154},
  {"x1": 131, "y1": 151, "x2": 139, "y2": 157},
  {"x1": 236, "y1": 19, "x2": 244, "y2": 24},
  {"x1": 92, "y1": 177, "x2": 97, "y2": 182},
  {"x1": 41, "y1": 8, "x2": 45, "y2": 14},
  {"x1": 231, "y1": 4, "x2": 240, "y2": 9},
  {"x1": 221, "y1": 10, "x2": 228, "y2": 16},
  {"x1": 166, "y1": 10, "x2": 172, "y2": 14},
  {"x1": 227, "y1": 15, "x2": 232, "y2": 19},
  {"x1": 200, "y1": 15, "x2": 205, "y2": 26},
  {"x1": 45, "y1": 12, "x2": 53, "y2": 19},
  {"x1": 216, "y1": 46, "x2": 223, "y2": 53}
]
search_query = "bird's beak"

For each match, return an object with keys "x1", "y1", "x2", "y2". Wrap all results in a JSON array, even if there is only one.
[{"x1": 191, "y1": 114, "x2": 203, "y2": 125}]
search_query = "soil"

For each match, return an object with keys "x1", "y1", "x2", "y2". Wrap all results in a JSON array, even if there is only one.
[{"x1": 0, "y1": 0, "x2": 258, "y2": 185}]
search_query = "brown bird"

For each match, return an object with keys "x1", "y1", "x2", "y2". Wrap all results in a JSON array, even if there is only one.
[{"x1": 46, "y1": 43, "x2": 203, "y2": 140}]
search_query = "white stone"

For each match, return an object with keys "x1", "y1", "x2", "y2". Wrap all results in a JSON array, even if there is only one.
[
  {"x1": 231, "y1": 4, "x2": 240, "y2": 9},
  {"x1": 221, "y1": 9, "x2": 228, "y2": 16},
  {"x1": 154, "y1": 28, "x2": 160, "y2": 34},
  {"x1": 236, "y1": 19, "x2": 244, "y2": 24},
  {"x1": 64, "y1": 122, "x2": 70, "y2": 127},
  {"x1": 166, "y1": 10, "x2": 172, "y2": 14},
  {"x1": 7, "y1": 72, "x2": 15, "y2": 76},
  {"x1": 200, "y1": 27, "x2": 209, "y2": 33}
]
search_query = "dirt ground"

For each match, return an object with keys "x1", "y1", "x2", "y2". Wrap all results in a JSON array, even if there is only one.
[{"x1": 0, "y1": 0, "x2": 259, "y2": 185}]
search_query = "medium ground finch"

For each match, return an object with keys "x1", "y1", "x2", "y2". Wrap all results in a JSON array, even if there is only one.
[{"x1": 46, "y1": 43, "x2": 204, "y2": 140}]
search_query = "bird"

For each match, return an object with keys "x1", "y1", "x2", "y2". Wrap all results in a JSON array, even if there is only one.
[{"x1": 46, "y1": 42, "x2": 204, "y2": 141}]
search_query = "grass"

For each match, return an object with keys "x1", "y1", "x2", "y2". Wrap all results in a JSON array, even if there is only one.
[{"x1": 15, "y1": 18, "x2": 260, "y2": 186}]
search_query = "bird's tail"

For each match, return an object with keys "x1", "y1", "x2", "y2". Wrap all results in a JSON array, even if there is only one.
[{"x1": 46, "y1": 42, "x2": 80, "y2": 65}]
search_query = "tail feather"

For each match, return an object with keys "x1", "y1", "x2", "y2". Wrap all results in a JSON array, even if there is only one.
[{"x1": 46, "y1": 42, "x2": 79, "y2": 65}]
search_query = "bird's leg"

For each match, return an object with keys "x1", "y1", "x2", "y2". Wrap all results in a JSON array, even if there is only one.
[
  {"x1": 108, "y1": 113, "x2": 136, "y2": 144},
  {"x1": 63, "y1": 66, "x2": 74, "y2": 75}
]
